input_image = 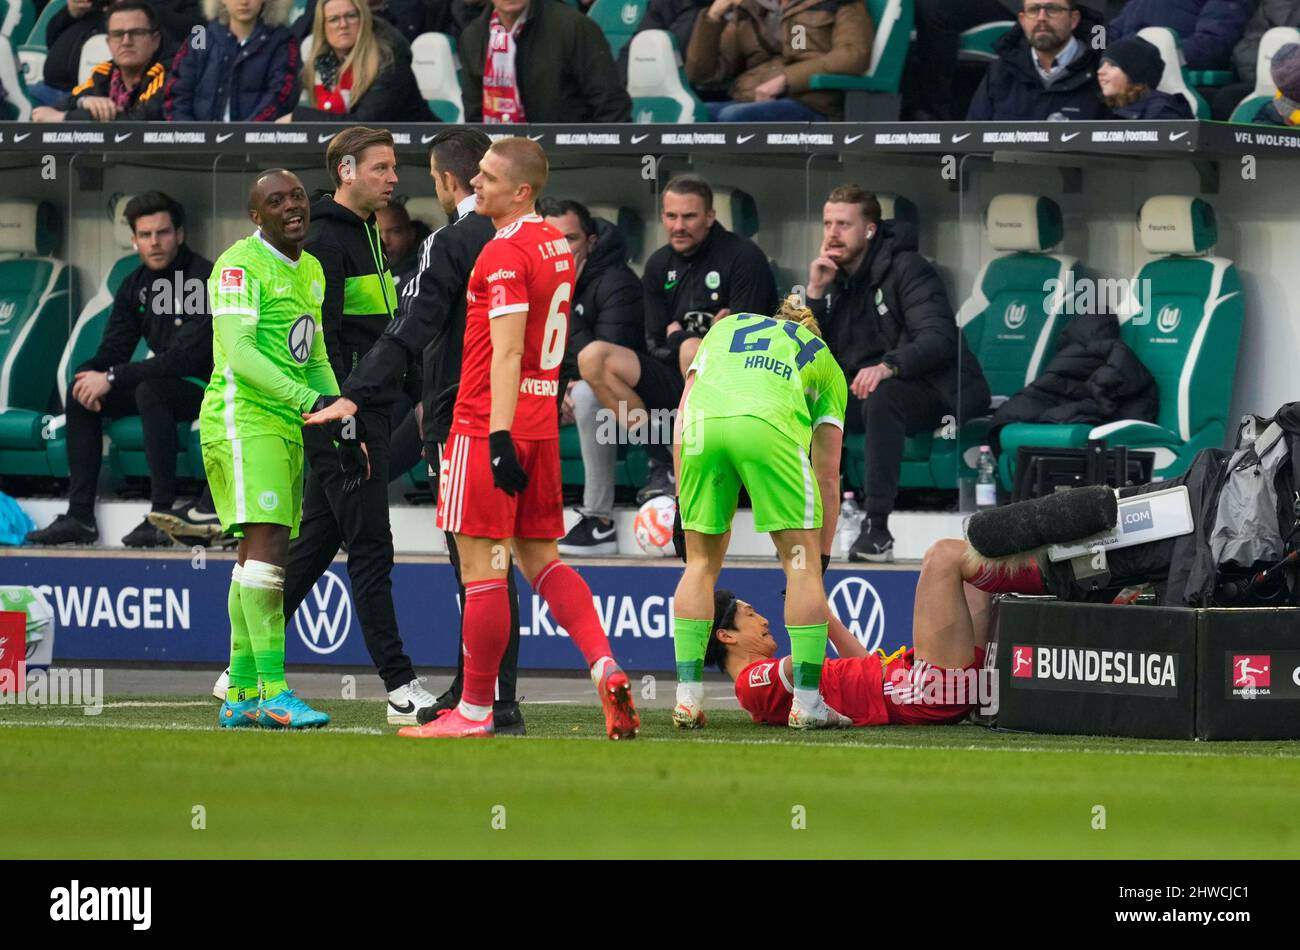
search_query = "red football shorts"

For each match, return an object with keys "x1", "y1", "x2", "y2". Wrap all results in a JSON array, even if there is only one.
[
  {"x1": 882, "y1": 646, "x2": 987, "y2": 726},
  {"x1": 436, "y1": 433, "x2": 565, "y2": 540}
]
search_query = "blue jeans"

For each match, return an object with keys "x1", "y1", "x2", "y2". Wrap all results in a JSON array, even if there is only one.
[
  {"x1": 24, "y1": 82, "x2": 71, "y2": 107},
  {"x1": 705, "y1": 98, "x2": 826, "y2": 122}
]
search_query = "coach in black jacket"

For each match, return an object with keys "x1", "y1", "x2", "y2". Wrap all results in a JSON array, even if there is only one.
[
  {"x1": 808, "y1": 185, "x2": 990, "y2": 562},
  {"x1": 334, "y1": 129, "x2": 527, "y2": 733}
]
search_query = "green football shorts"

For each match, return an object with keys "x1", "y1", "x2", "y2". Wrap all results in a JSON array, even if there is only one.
[
  {"x1": 201, "y1": 435, "x2": 305, "y2": 539},
  {"x1": 678, "y1": 415, "x2": 822, "y2": 535}
]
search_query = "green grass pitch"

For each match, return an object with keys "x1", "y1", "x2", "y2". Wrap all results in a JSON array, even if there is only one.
[{"x1": 3, "y1": 697, "x2": 1299, "y2": 858}]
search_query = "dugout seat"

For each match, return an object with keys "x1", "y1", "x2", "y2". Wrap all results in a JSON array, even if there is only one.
[
  {"x1": 410, "y1": 32, "x2": 463, "y2": 123},
  {"x1": 14, "y1": 0, "x2": 63, "y2": 87},
  {"x1": 0, "y1": 201, "x2": 76, "y2": 477},
  {"x1": 712, "y1": 187, "x2": 758, "y2": 240},
  {"x1": 1137, "y1": 26, "x2": 1209, "y2": 118},
  {"x1": 0, "y1": 31, "x2": 31, "y2": 119},
  {"x1": 586, "y1": 203, "x2": 645, "y2": 264},
  {"x1": 1229, "y1": 26, "x2": 1300, "y2": 123},
  {"x1": 999, "y1": 196, "x2": 1243, "y2": 484},
  {"x1": 626, "y1": 29, "x2": 708, "y2": 123},
  {"x1": 808, "y1": 0, "x2": 913, "y2": 120},
  {"x1": 402, "y1": 195, "x2": 448, "y2": 234},
  {"x1": 589, "y1": 0, "x2": 646, "y2": 59}
]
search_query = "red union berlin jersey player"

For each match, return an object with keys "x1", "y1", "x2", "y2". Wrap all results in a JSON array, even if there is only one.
[{"x1": 401, "y1": 137, "x2": 639, "y2": 739}]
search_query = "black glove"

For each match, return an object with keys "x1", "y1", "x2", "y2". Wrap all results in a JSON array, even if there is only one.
[
  {"x1": 311, "y1": 395, "x2": 369, "y2": 494},
  {"x1": 672, "y1": 496, "x2": 686, "y2": 562},
  {"x1": 488, "y1": 430, "x2": 528, "y2": 496}
]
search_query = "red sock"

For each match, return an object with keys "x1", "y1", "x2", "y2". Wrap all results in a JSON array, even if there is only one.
[
  {"x1": 461, "y1": 579, "x2": 511, "y2": 708},
  {"x1": 534, "y1": 560, "x2": 612, "y2": 668}
]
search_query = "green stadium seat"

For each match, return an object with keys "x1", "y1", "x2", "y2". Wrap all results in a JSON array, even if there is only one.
[
  {"x1": 589, "y1": 0, "x2": 646, "y2": 59},
  {"x1": 0, "y1": 32, "x2": 30, "y2": 120},
  {"x1": 627, "y1": 29, "x2": 709, "y2": 123},
  {"x1": 559, "y1": 416, "x2": 650, "y2": 492},
  {"x1": 1229, "y1": 26, "x2": 1300, "y2": 123},
  {"x1": 14, "y1": 0, "x2": 62, "y2": 88},
  {"x1": 957, "y1": 19, "x2": 1013, "y2": 62},
  {"x1": 1, "y1": 0, "x2": 34, "y2": 42},
  {"x1": 808, "y1": 0, "x2": 914, "y2": 120},
  {"x1": 999, "y1": 196, "x2": 1243, "y2": 484},
  {"x1": 0, "y1": 201, "x2": 76, "y2": 477},
  {"x1": 712, "y1": 187, "x2": 758, "y2": 240},
  {"x1": 410, "y1": 31, "x2": 463, "y2": 123},
  {"x1": 1137, "y1": 26, "x2": 1210, "y2": 118}
]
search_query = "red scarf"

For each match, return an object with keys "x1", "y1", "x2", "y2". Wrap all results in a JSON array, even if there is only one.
[
  {"x1": 314, "y1": 65, "x2": 354, "y2": 113},
  {"x1": 482, "y1": 10, "x2": 526, "y2": 123}
]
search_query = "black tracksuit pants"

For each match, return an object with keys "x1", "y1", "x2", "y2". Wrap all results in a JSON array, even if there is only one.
[
  {"x1": 285, "y1": 406, "x2": 414, "y2": 692},
  {"x1": 846, "y1": 377, "x2": 949, "y2": 518},
  {"x1": 66, "y1": 376, "x2": 204, "y2": 523}
]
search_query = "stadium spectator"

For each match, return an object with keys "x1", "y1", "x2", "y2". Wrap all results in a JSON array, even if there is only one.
[
  {"x1": 25, "y1": 0, "x2": 108, "y2": 108},
  {"x1": 1107, "y1": 0, "x2": 1254, "y2": 72},
  {"x1": 806, "y1": 185, "x2": 990, "y2": 563},
  {"x1": 152, "y1": 0, "x2": 206, "y2": 48},
  {"x1": 163, "y1": 0, "x2": 299, "y2": 122},
  {"x1": 375, "y1": 203, "x2": 427, "y2": 292},
  {"x1": 458, "y1": 0, "x2": 632, "y2": 122},
  {"x1": 31, "y1": 0, "x2": 169, "y2": 122},
  {"x1": 1215, "y1": 1, "x2": 1300, "y2": 119},
  {"x1": 617, "y1": 0, "x2": 708, "y2": 82},
  {"x1": 25, "y1": 192, "x2": 215, "y2": 548},
  {"x1": 908, "y1": 0, "x2": 1017, "y2": 121},
  {"x1": 1253, "y1": 41, "x2": 1300, "y2": 124},
  {"x1": 965, "y1": 0, "x2": 1107, "y2": 121},
  {"x1": 292, "y1": 0, "x2": 433, "y2": 44},
  {"x1": 537, "y1": 198, "x2": 644, "y2": 555},
  {"x1": 1099, "y1": 34, "x2": 1193, "y2": 117},
  {"x1": 583, "y1": 175, "x2": 777, "y2": 504},
  {"x1": 684, "y1": 0, "x2": 874, "y2": 121},
  {"x1": 283, "y1": 0, "x2": 434, "y2": 122}
]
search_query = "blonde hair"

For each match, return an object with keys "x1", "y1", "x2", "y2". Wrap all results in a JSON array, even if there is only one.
[
  {"x1": 775, "y1": 294, "x2": 822, "y2": 338},
  {"x1": 203, "y1": 0, "x2": 291, "y2": 26},
  {"x1": 303, "y1": 0, "x2": 389, "y2": 105},
  {"x1": 488, "y1": 137, "x2": 550, "y2": 200}
]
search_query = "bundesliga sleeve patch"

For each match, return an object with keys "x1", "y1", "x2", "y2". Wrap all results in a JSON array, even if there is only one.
[
  {"x1": 748, "y1": 662, "x2": 775, "y2": 688},
  {"x1": 220, "y1": 268, "x2": 245, "y2": 291}
]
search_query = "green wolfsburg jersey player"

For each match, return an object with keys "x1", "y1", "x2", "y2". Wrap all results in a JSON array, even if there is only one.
[
  {"x1": 671, "y1": 298, "x2": 849, "y2": 731},
  {"x1": 203, "y1": 169, "x2": 343, "y2": 731}
]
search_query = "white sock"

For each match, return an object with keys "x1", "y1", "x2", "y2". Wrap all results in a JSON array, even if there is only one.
[
  {"x1": 589, "y1": 656, "x2": 616, "y2": 687},
  {"x1": 794, "y1": 687, "x2": 822, "y2": 710},
  {"x1": 677, "y1": 681, "x2": 704, "y2": 708},
  {"x1": 458, "y1": 700, "x2": 492, "y2": 722}
]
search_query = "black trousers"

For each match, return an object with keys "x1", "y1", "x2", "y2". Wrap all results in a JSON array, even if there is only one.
[
  {"x1": 65, "y1": 375, "x2": 204, "y2": 521},
  {"x1": 285, "y1": 406, "x2": 414, "y2": 692},
  {"x1": 846, "y1": 377, "x2": 949, "y2": 517},
  {"x1": 432, "y1": 439, "x2": 522, "y2": 705},
  {"x1": 911, "y1": 0, "x2": 1017, "y2": 119}
]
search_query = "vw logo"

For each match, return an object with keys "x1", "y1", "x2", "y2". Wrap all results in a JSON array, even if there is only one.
[
  {"x1": 0, "y1": 300, "x2": 15, "y2": 326},
  {"x1": 828, "y1": 577, "x2": 885, "y2": 652},
  {"x1": 287, "y1": 314, "x2": 315, "y2": 364},
  {"x1": 1003, "y1": 301, "x2": 1027, "y2": 330},
  {"x1": 294, "y1": 571, "x2": 352, "y2": 655},
  {"x1": 1156, "y1": 305, "x2": 1181, "y2": 333}
]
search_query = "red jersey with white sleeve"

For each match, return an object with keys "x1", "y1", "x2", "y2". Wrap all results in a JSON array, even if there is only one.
[{"x1": 450, "y1": 214, "x2": 573, "y2": 440}]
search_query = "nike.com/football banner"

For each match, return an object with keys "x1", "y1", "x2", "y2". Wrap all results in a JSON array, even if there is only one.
[{"x1": 0, "y1": 555, "x2": 919, "y2": 671}]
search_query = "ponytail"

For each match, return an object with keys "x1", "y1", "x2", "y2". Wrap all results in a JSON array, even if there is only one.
[{"x1": 774, "y1": 294, "x2": 822, "y2": 339}]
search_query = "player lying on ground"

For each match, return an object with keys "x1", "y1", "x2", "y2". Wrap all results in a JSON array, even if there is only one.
[
  {"x1": 308, "y1": 137, "x2": 640, "y2": 740},
  {"x1": 207, "y1": 169, "x2": 369, "y2": 730},
  {"x1": 671, "y1": 297, "x2": 850, "y2": 729},
  {"x1": 711, "y1": 539, "x2": 995, "y2": 726}
]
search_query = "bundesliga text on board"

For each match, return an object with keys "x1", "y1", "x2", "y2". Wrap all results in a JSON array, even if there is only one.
[
  {"x1": 1226, "y1": 651, "x2": 1300, "y2": 700},
  {"x1": 1010, "y1": 645, "x2": 1179, "y2": 697}
]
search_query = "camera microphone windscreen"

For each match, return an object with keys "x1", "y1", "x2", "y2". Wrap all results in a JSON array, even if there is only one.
[{"x1": 966, "y1": 485, "x2": 1117, "y2": 559}]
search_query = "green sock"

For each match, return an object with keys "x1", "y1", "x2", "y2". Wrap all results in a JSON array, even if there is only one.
[
  {"x1": 226, "y1": 565, "x2": 260, "y2": 703},
  {"x1": 788, "y1": 622, "x2": 830, "y2": 690},
  {"x1": 240, "y1": 560, "x2": 289, "y2": 700},
  {"x1": 673, "y1": 617, "x2": 712, "y2": 683}
]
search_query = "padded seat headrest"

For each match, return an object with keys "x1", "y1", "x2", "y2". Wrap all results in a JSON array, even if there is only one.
[
  {"x1": 876, "y1": 193, "x2": 918, "y2": 233},
  {"x1": 1139, "y1": 195, "x2": 1216, "y2": 255},
  {"x1": 0, "y1": 201, "x2": 60, "y2": 256},
  {"x1": 402, "y1": 195, "x2": 448, "y2": 232},
  {"x1": 985, "y1": 194, "x2": 1062, "y2": 252},
  {"x1": 111, "y1": 194, "x2": 136, "y2": 251},
  {"x1": 715, "y1": 187, "x2": 758, "y2": 238}
]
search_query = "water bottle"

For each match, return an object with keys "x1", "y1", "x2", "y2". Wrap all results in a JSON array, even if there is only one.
[
  {"x1": 837, "y1": 492, "x2": 863, "y2": 554},
  {"x1": 976, "y1": 446, "x2": 998, "y2": 508}
]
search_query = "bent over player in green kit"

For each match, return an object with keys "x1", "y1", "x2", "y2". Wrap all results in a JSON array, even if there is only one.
[
  {"x1": 205, "y1": 169, "x2": 365, "y2": 730},
  {"x1": 671, "y1": 296, "x2": 849, "y2": 730}
]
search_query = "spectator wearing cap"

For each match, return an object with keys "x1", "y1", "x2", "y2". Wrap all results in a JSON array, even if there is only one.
[
  {"x1": 1254, "y1": 41, "x2": 1300, "y2": 125},
  {"x1": 1099, "y1": 35, "x2": 1193, "y2": 118}
]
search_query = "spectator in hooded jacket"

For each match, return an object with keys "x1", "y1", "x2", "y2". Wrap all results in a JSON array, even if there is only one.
[
  {"x1": 33, "y1": 0, "x2": 169, "y2": 121},
  {"x1": 1254, "y1": 41, "x2": 1300, "y2": 125},
  {"x1": 459, "y1": 0, "x2": 631, "y2": 122},
  {"x1": 966, "y1": 0, "x2": 1106, "y2": 121},
  {"x1": 1108, "y1": 0, "x2": 1254, "y2": 72},
  {"x1": 1099, "y1": 34, "x2": 1193, "y2": 118},
  {"x1": 1214, "y1": 1, "x2": 1300, "y2": 118},
  {"x1": 282, "y1": 0, "x2": 434, "y2": 121},
  {"x1": 684, "y1": 0, "x2": 874, "y2": 122},
  {"x1": 538, "y1": 198, "x2": 645, "y2": 556},
  {"x1": 26, "y1": 0, "x2": 108, "y2": 107},
  {"x1": 163, "y1": 0, "x2": 299, "y2": 121}
]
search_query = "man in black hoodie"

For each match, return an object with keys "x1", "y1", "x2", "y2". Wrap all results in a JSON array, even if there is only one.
[
  {"x1": 284, "y1": 126, "x2": 437, "y2": 726},
  {"x1": 966, "y1": 0, "x2": 1106, "y2": 121},
  {"x1": 807, "y1": 186, "x2": 990, "y2": 562},
  {"x1": 539, "y1": 198, "x2": 645, "y2": 555}
]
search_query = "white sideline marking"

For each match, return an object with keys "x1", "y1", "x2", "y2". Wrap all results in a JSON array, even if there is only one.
[
  {"x1": 103, "y1": 701, "x2": 213, "y2": 708},
  {"x1": 0, "y1": 719, "x2": 388, "y2": 736}
]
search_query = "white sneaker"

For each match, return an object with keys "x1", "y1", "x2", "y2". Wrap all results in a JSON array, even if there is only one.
[
  {"x1": 788, "y1": 694, "x2": 852, "y2": 730},
  {"x1": 212, "y1": 667, "x2": 230, "y2": 701},
  {"x1": 388, "y1": 677, "x2": 439, "y2": 725},
  {"x1": 671, "y1": 701, "x2": 707, "y2": 729}
]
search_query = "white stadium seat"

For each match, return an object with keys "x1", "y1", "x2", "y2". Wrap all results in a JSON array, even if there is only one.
[{"x1": 410, "y1": 31, "x2": 463, "y2": 123}]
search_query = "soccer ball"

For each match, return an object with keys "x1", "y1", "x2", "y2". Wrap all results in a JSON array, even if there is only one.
[{"x1": 634, "y1": 496, "x2": 677, "y2": 556}]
